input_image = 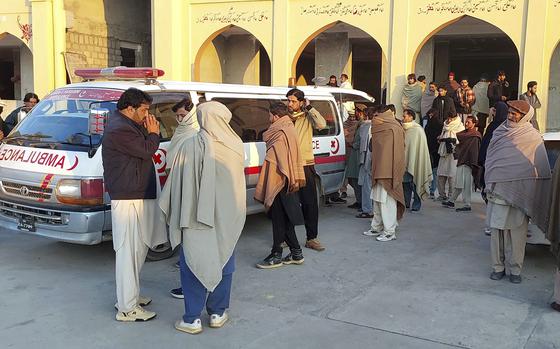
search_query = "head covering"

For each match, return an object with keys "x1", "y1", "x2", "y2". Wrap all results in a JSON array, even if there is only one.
[
  {"x1": 402, "y1": 121, "x2": 432, "y2": 199},
  {"x1": 159, "y1": 101, "x2": 246, "y2": 291},
  {"x1": 485, "y1": 105, "x2": 551, "y2": 231},
  {"x1": 371, "y1": 110, "x2": 406, "y2": 220},
  {"x1": 166, "y1": 106, "x2": 199, "y2": 165},
  {"x1": 254, "y1": 115, "x2": 306, "y2": 210},
  {"x1": 507, "y1": 100, "x2": 530, "y2": 115}
]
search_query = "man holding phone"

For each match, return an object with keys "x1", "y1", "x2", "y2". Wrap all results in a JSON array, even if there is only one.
[{"x1": 102, "y1": 88, "x2": 168, "y2": 322}]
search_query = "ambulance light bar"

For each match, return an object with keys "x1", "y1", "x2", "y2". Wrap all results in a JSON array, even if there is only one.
[{"x1": 74, "y1": 67, "x2": 165, "y2": 82}]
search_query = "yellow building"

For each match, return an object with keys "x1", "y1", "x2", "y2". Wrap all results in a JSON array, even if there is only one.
[{"x1": 1, "y1": 0, "x2": 560, "y2": 131}]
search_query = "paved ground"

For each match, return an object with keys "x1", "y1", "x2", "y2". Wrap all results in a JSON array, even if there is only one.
[{"x1": 1, "y1": 194, "x2": 559, "y2": 349}]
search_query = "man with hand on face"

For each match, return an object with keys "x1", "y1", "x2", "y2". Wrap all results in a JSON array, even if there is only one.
[
  {"x1": 4, "y1": 92, "x2": 39, "y2": 133},
  {"x1": 102, "y1": 88, "x2": 167, "y2": 322},
  {"x1": 286, "y1": 88, "x2": 327, "y2": 251}
]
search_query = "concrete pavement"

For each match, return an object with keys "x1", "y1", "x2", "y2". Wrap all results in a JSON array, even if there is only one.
[{"x1": 0, "y1": 195, "x2": 559, "y2": 349}]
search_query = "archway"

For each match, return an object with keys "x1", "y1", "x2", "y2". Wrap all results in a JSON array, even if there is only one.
[
  {"x1": 0, "y1": 32, "x2": 33, "y2": 102},
  {"x1": 547, "y1": 41, "x2": 560, "y2": 131},
  {"x1": 293, "y1": 22, "x2": 385, "y2": 101},
  {"x1": 414, "y1": 16, "x2": 519, "y2": 97},
  {"x1": 194, "y1": 25, "x2": 271, "y2": 86}
]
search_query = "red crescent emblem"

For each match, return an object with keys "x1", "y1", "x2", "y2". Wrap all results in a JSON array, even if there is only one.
[
  {"x1": 67, "y1": 155, "x2": 79, "y2": 171},
  {"x1": 330, "y1": 138, "x2": 340, "y2": 155},
  {"x1": 153, "y1": 149, "x2": 167, "y2": 174}
]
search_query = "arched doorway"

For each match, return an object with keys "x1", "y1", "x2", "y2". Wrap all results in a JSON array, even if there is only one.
[
  {"x1": 293, "y1": 22, "x2": 385, "y2": 101},
  {"x1": 194, "y1": 26, "x2": 271, "y2": 86},
  {"x1": 414, "y1": 16, "x2": 519, "y2": 98},
  {"x1": 547, "y1": 41, "x2": 560, "y2": 131},
  {"x1": 0, "y1": 32, "x2": 33, "y2": 102}
]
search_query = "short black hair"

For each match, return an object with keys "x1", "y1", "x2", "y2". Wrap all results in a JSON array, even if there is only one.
[
  {"x1": 418, "y1": 75, "x2": 426, "y2": 82},
  {"x1": 329, "y1": 75, "x2": 337, "y2": 79},
  {"x1": 24, "y1": 92, "x2": 39, "y2": 102},
  {"x1": 172, "y1": 97, "x2": 193, "y2": 113},
  {"x1": 365, "y1": 106, "x2": 378, "y2": 119},
  {"x1": 377, "y1": 105, "x2": 391, "y2": 114},
  {"x1": 527, "y1": 81, "x2": 537, "y2": 89},
  {"x1": 403, "y1": 109, "x2": 416, "y2": 119},
  {"x1": 407, "y1": 73, "x2": 416, "y2": 80},
  {"x1": 269, "y1": 102, "x2": 290, "y2": 117},
  {"x1": 438, "y1": 85, "x2": 447, "y2": 91},
  {"x1": 460, "y1": 76, "x2": 469, "y2": 82},
  {"x1": 467, "y1": 115, "x2": 479, "y2": 125},
  {"x1": 497, "y1": 70, "x2": 506, "y2": 77},
  {"x1": 341, "y1": 73, "x2": 349, "y2": 79},
  {"x1": 117, "y1": 88, "x2": 153, "y2": 111},
  {"x1": 387, "y1": 104, "x2": 396, "y2": 114},
  {"x1": 286, "y1": 88, "x2": 305, "y2": 101},
  {"x1": 429, "y1": 81, "x2": 437, "y2": 87}
]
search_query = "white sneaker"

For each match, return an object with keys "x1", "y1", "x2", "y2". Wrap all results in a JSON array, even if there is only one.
[
  {"x1": 376, "y1": 233, "x2": 396, "y2": 242},
  {"x1": 115, "y1": 305, "x2": 156, "y2": 322},
  {"x1": 175, "y1": 318, "x2": 202, "y2": 334},
  {"x1": 363, "y1": 229, "x2": 383, "y2": 237},
  {"x1": 209, "y1": 311, "x2": 229, "y2": 328},
  {"x1": 114, "y1": 295, "x2": 152, "y2": 310}
]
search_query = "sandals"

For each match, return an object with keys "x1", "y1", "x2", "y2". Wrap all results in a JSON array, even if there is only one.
[{"x1": 356, "y1": 212, "x2": 373, "y2": 218}]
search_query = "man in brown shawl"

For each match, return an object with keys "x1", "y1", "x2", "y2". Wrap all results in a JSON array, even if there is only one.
[
  {"x1": 442, "y1": 115, "x2": 481, "y2": 212},
  {"x1": 485, "y1": 100, "x2": 551, "y2": 284},
  {"x1": 362, "y1": 105, "x2": 406, "y2": 242},
  {"x1": 255, "y1": 102, "x2": 306, "y2": 269},
  {"x1": 547, "y1": 160, "x2": 560, "y2": 312}
]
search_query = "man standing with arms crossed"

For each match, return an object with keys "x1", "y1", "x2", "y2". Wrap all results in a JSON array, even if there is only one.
[
  {"x1": 286, "y1": 88, "x2": 327, "y2": 251},
  {"x1": 103, "y1": 88, "x2": 167, "y2": 321}
]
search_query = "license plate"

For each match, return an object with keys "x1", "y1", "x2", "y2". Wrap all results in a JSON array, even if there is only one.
[{"x1": 17, "y1": 216, "x2": 36, "y2": 232}]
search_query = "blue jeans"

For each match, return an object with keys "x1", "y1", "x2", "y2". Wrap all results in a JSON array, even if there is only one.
[
  {"x1": 429, "y1": 168, "x2": 437, "y2": 195},
  {"x1": 403, "y1": 172, "x2": 421, "y2": 211},
  {"x1": 180, "y1": 248, "x2": 234, "y2": 323}
]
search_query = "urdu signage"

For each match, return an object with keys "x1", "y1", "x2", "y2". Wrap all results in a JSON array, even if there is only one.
[{"x1": 416, "y1": 0, "x2": 518, "y2": 15}]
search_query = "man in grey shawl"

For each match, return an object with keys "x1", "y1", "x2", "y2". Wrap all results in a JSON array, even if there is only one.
[
  {"x1": 420, "y1": 81, "x2": 438, "y2": 122},
  {"x1": 519, "y1": 81, "x2": 542, "y2": 131},
  {"x1": 356, "y1": 106, "x2": 375, "y2": 218},
  {"x1": 485, "y1": 100, "x2": 551, "y2": 284},
  {"x1": 402, "y1": 73, "x2": 423, "y2": 123},
  {"x1": 159, "y1": 101, "x2": 246, "y2": 334}
]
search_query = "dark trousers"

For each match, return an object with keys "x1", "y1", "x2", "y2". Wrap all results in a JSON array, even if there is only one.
[
  {"x1": 476, "y1": 112, "x2": 489, "y2": 136},
  {"x1": 180, "y1": 248, "x2": 233, "y2": 323},
  {"x1": 299, "y1": 165, "x2": 319, "y2": 240},
  {"x1": 403, "y1": 172, "x2": 421, "y2": 210},
  {"x1": 271, "y1": 194, "x2": 301, "y2": 254},
  {"x1": 348, "y1": 177, "x2": 362, "y2": 205}
]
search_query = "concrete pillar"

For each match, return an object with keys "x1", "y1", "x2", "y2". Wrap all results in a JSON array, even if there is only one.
[
  {"x1": 52, "y1": 0, "x2": 66, "y2": 87},
  {"x1": 522, "y1": 2, "x2": 550, "y2": 131},
  {"x1": 30, "y1": 0, "x2": 55, "y2": 98},
  {"x1": 152, "y1": 0, "x2": 190, "y2": 81},
  {"x1": 272, "y1": 0, "x2": 289, "y2": 86},
  {"x1": 315, "y1": 32, "x2": 350, "y2": 82},
  {"x1": 223, "y1": 35, "x2": 260, "y2": 85},
  {"x1": 387, "y1": 0, "x2": 411, "y2": 115}
]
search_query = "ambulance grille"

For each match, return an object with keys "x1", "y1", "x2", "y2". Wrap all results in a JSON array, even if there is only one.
[{"x1": 1, "y1": 181, "x2": 53, "y2": 200}]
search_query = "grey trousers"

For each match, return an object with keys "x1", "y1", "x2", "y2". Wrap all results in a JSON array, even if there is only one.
[
  {"x1": 490, "y1": 223, "x2": 528, "y2": 276},
  {"x1": 437, "y1": 176, "x2": 455, "y2": 199}
]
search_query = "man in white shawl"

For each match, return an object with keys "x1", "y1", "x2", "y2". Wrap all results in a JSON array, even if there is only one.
[
  {"x1": 436, "y1": 112, "x2": 465, "y2": 201},
  {"x1": 402, "y1": 109, "x2": 432, "y2": 211},
  {"x1": 159, "y1": 101, "x2": 246, "y2": 334},
  {"x1": 402, "y1": 73, "x2": 423, "y2": 123},
  {"x1": 485, "y1": 100, "x2": 551, "y2": 284}
]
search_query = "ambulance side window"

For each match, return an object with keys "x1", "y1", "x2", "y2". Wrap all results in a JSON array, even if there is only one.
[
  {"x1": 212, "y1": 97, "x2": 275, "y2": 142},
  {"x1": 311, "y1": 100, "x2": 339, "y2": 137},
  {"x1": 148, "y1": 93, "x2": 192, "y2": 141}
]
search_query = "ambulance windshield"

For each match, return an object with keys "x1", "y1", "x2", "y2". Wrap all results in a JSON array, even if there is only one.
[{"x1": 3, "y1": 88, "x2": 122, "y2": 152}]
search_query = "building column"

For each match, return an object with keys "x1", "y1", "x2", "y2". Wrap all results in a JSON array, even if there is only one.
[
  {"x1": 272, "y1": 0, "x2": 289, "y2": 86},
  {"x1": 521, "y1": 1, "x2": 549, "y2": 130},
  {"x1": 387, "y1": 0, "x2": 411, "y2": 116},
  {"x1": 30, "y1": 0, "x2": 55, "y2": 98},
  {"x1": 152, "y1": 0, "x2": 190, "y2": 81}
]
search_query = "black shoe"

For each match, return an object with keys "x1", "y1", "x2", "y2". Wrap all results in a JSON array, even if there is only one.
[
  {"x1": 330, "y1": 197, "x2": 347, "y2": 204},
  {"x1": 509, "y1": 274, "x2": 522, "y2": 284},
  {"x1": 441, "y1": 201, "x2": 455, "y2": 208},
  {"x1": 283, "y1": 248, "x2": 304, "y2": 265},
  {"x1": 490, "y1": 271, "x2": 505, "y2": 280},
  {"x1": 340, "y1": 192, "x2": 347, "y2": 199},
  {"x1": 348, "y1": 202, "x2": 360, "y2": 209},
  {"x1": 456, "y1": 206, "x2": 472, "y2": 212},
  {"x1": 170, "y1": 287, "x2": 184, "y2": 299},
  {"x1": 256, "y1": 252, "x2": 283, "y2": 269}
]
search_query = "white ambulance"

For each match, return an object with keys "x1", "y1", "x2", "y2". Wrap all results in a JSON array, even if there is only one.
[{"x1": 0, "y1": 67, "x2": 374, "y2": 259}]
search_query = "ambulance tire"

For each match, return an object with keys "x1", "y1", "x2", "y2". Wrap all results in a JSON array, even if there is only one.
[{"x1": 147, "y1": 243, "x2": 177, "y2": 261}]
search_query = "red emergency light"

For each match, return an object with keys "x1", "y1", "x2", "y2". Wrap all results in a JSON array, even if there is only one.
[{"x1": 74, "y1": 67, "x2": 165, "y2": 81}]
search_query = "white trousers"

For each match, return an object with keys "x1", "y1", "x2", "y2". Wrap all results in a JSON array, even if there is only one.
[
  {"x1": 370, "y1": 184, "x2": 398, "y2": 235},
  {"x1": 112, "y1": 200, "x2": 150, "y2": 313}
]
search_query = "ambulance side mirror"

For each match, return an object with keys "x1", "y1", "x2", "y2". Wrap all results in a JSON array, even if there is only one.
[{"x1": 88, "y1": 108, "x2": 109, "y2": 135}]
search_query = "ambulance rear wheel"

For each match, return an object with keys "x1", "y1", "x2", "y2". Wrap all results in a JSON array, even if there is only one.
[{"x1": 147, "y1": 243, "x2": 176, "y2": 261}]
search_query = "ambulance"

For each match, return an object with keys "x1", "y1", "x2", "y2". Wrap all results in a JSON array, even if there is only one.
[{"x1": 0, "y1": 67, "x2": 373, "y2": 259}]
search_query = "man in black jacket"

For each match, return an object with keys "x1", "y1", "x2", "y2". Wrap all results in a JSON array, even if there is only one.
[
  {"x1": 431, "y1": 85, "x2": 456, "y2": 120},
  {"x1": 102, "y1": 88, "x2": 167, "y2": 322},
  {"x1": 487, "y1": 70, "x2": 509, "y2": 108},
  {"x1": 3, "y1": 92, "x2": 39, "y2": 134}
]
